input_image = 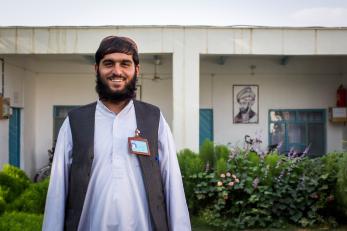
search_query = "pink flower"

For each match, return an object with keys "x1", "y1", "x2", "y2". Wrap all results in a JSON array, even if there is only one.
[
  {"x1": 252, "y1": 177, "x2": 259, "y2": 189},
  {"x1": 226, "y1": 172, "x2": 231, "y2": 177},
  {"x1": 232, "y1": 174, "x2": 237, "y2": 179},
  {"x1": 235, "y1": 178, "x2": 240, "y2": 183},
  {"x1": 228, "y1": 181, "x2": 234, "y2": 187}
]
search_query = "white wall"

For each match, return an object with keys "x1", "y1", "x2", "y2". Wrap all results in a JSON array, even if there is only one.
[
  {"x1": 34, "y1": 72, "x2": 96, "y2": 169},
  {"x1": 0, "y1": 59, "x2": 24, "y2": 169},
  {"x1": 139, "y1": 56, "x2": 173, "y2": 126},
  {"x1": 22, "y1": 70, "x2": 37, "y2": 176},
  {"x1": 0, "y1": 119, "x2": 9, "y2": 167},
  {"x1": 0, "y1": 58, "x2": 39, "y2": 177},
  {"x1": 200, "y1": 55, "x2": 346, "y2": 153}
]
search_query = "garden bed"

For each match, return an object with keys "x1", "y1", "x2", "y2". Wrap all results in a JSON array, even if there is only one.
[{"x1": 179, "y1": 140, "x2": 347, "y2": 230}]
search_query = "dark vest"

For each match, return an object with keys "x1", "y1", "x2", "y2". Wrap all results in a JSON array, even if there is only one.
[{"x1": 64, "y1": 100, "x2": 169, "y2": 231}]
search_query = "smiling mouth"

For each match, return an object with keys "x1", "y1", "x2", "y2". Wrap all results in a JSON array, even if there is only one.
[{"x1": 107, "y1": 76, "x2": 126, "y2": 82}]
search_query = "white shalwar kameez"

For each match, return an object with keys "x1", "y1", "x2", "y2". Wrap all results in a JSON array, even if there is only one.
[{"x1": 42, "y1": 100, "x2": 191, "y2": 231}]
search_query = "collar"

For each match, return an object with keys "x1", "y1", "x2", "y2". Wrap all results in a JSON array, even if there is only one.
[{"x1": 97, "y1": 99, "x2": 134, "y2": 117}]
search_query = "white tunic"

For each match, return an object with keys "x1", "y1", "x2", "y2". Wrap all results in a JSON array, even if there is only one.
[{"x1": 42, "y1": 100, "x2": 191, "y2": 231}]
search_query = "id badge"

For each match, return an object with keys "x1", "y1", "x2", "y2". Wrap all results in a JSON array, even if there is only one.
[{"x1": 128, "y1": 129, "x2": 151, "y2": 156}]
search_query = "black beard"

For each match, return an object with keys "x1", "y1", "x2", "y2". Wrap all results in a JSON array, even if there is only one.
[{"x1": 95, "y1": 72, "x2": 137, "y2": 102}]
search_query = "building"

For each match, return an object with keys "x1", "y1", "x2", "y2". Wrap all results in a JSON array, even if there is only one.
[{"x1": 0, "y1": 26, "x2": 347, "y2": 177}]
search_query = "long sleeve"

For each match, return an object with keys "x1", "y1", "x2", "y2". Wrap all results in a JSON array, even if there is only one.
[
  {"x1": 158, "y1": 113, "x2": 191, "y2": 231},
  {"x1": 42, "y1": 117, "x2": 73, "y2": 231}
]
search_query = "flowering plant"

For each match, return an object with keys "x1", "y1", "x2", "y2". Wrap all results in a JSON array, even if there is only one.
[{"x1": 178, "y1": 140, "x2": 345, "y2": 230}]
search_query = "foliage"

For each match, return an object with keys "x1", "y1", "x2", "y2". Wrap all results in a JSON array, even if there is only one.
[
  {"x1": 0, "y1": 165, "x2": 31, "y2": 205},
  {"x1": 336, "y1": 153, "x2": 347, "y2": 219},
  {"x1": 2, "y1": 164, "x2": 31, "y2": 185},
  {"x1": 178, "y1": 149, "x2": 204, "y2": 178},
  {"x1": 7, "y1": 178, "x2": 49, "y2": 214},
  {"x1": 180, "y1": 139, "x2": 346, "y2": 230},
  {"x1": 0, "y1": 174, "x2": 29, "y2": 204},
  {"x1": 0, "y1": 165, "x2": 48, "y2": 231},
  {"x1": 199, "y1": 140, "x2": 215, "y2": 169},
  {"x1": 214, "y1": 145, "x2": 229, "y2": 161},
  {"x1": 178, "y1": 149, "x2": 205, "y2": 213},
  {"x1": 0, "y1": 212, "x2": 43, "y2": 231}
]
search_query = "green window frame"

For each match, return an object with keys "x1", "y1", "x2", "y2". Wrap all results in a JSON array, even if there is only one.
[
  {"x1": 53, "y1": 105, "x2": 80, "y2": 146},
  {"x1": 268, "y1": 109, "x2": 326, "y2": 156}
]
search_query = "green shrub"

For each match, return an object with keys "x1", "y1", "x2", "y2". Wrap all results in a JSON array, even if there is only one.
[
  {"x1": 7, "y1": 178, "x2": 49, "y2": 214},
  {"x1": 177, "y1": 149, "x2": 203, "y2": 177},
  {"x1": 0, "y1": 165, "x2": 31, "y2": 205},
  {"x1": 178, "y1": 149, "x2": 205, "y2": 214},
  {"x1": 0, "y1": 173, "x2": 28, "y2": 203},
  {"x1": 336, "y1": 153, "x2": 347, "y2": 219},
  {"x1": 2, "y1": 164, "x2": 31, "y2": 185},
  {"x1": 215, "y1": 158, "x2": 227, "y2": 176},
  {"x1": 188, "y1": 145, "x2": 340, "y2": 230},
  {"x1": 0, "y1": 212, "x2": 43, "y2": 231},
  {"x1": 199, "y1": 140, "x2": 215, "y2": 169},
  {"x1": 214, "y1": 145, "x2": 229, "y2": 161},
  {"x1": 0, "y1": 196, "x2": 6, "y2": 215}
]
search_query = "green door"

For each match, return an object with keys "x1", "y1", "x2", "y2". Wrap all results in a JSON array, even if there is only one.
[
  {"x1": 9, "y1": 108, "x2": 21, "y2": 167},
  {"x1": 200, "y1": 109, "x2": 214, "y2": 146}
]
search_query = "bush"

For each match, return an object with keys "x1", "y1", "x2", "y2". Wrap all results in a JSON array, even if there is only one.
[
  {"x1": 0, "y1": 165, "x2": 31, "y2": 205},
  {"x1": 0, "y1": 173, "x2": 28, "y2": 203},
  {"x1": 0, "y1": 212, "x2": 43, "y2": 231},
  {"x1": 0, "y1": 196, "x2": 6, "y2": 215},
  {"x1": 336, "y1": 153, "x2": 347, "y2": 220},
  {"x1": 178, "y1": 149, "x2": 204, "y2": 178},
  {"x1": 2, "y1": 164, "x2": 31, "y2": 185},
  {"x1": 182, "y1": 143, "x2": 345, "y2": 230},
  {"x1": 199, "y1": 140, "x2": 215, "y2": 169},
  {"x1": 178, "y1": 149, "x2": 205, "y2": 213},
  {"x1": 7, "y1": 178, "x2": 49, "y2": 214},
  {"x1": 215, "y1": 145, "x2": 229, "y2": 161}
]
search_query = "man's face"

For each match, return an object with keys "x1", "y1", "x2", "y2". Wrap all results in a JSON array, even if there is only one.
[
  {"x1": 239, "y1": 99, "x2": 250, "y2": 113},
  {"x1": 95, "y1": 53, "x2": 139, "y2": 101},
  {"x1": 96, "y1": 53, "x2": 139, "y2": 92},
  {"x1": 239, "y1": 96, "x2": 255, "y2": 113}
]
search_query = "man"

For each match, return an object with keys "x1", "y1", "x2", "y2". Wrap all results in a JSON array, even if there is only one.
[
  {"x1": 234, "y1": 86, "x2": 257, "y2": 123},
  {"x1": 43, "y1": 36, "x2": 191, "y2": 231}
]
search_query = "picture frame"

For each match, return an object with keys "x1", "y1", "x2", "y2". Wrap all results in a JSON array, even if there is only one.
[{"x1": 233, "y1": 84, "x2": 259, "y2": 124}]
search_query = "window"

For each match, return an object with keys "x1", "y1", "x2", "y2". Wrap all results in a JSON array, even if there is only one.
[
  {"x1": 53, "y1": 106, "x2": 80, "y2": 146},
  {"x1": 269, "y1": 109, "x2": 326, "y2": 156}
]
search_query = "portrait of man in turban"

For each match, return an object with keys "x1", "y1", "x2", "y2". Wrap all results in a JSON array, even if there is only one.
[{"x1": 233, "y1": 85, "x2": 259, "y2": 123}]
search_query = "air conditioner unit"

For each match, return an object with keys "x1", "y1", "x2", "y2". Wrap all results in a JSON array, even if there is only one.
[{"x1": 329, "y1": 107, "x2": 347, "y2": 123}]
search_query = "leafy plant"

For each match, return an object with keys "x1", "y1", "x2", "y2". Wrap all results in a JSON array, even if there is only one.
[
  {"x1": 7, "y1": 178, "x2": 49, "y2": 214},
  {"x1": 182, "y1": 141, "x2": 345, "y2": 230},
  {"x1": 0, "y1": 173, "x2": 29, "y2": 203},
  {"x1": 2, "y1": 164, "x2": 31, "y2": 185},
  {"x1": 199, "y1": 140, "x2": 215, "y2": 169},
  {"x1": 0, "y1": 212, "x2": 43, "y2": 231},
  {"x1": 336, "y1": 153, "x2": 347, "y2": 219},
  {"x1": 214, "y1": 145, "x2": 229, "y2": 161}
]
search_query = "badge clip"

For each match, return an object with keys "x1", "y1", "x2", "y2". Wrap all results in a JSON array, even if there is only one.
[{"x1": 128, "y1": 128, "x2": 151, "y2": 156}]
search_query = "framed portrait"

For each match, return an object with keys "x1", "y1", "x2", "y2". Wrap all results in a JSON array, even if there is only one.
[{"x1": 233, "y1": 85, "x2": 259, "y2": 124}]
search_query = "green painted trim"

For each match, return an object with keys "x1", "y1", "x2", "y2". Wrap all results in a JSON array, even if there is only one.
[
  {"x1": 268, "y1": 108, "x2": 326, "y2": 155},
  {"x1": 53, "y1": 105, "x2": 80, "y2": 145}
]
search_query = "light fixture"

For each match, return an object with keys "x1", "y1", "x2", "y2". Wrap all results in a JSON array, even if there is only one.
[{"x1": 152, "y1": 55, "x2": 161, "y2": 81}]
